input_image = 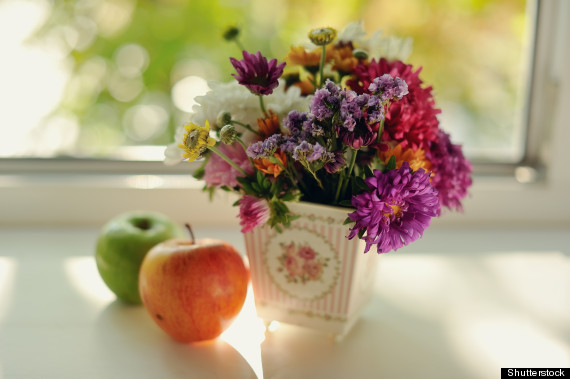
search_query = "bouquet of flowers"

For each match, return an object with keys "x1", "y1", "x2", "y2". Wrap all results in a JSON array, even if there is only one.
[{"x1": 165, "y1": 22, "x2": 472, "y2": 254}]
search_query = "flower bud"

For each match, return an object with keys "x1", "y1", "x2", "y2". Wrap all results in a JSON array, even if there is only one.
[
  {"x1": 308, "y1": 27, "x2": 337, "y2": 46},
  {"x1": 222, "y1": 26, "x2": 240, "y2": 42},
  {"x1": 216, "y1": 111, "x2": 232, "y2": 127},
  {"x1": 353, "y1": 49, "x2": 368, "y2": 61},
  {"x1": 220, "y1": 124, "x2": 238, "y2": 144}
]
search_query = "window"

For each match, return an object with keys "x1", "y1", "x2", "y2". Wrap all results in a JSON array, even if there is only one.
[
  {"x1": 2, "y1": 0, "x2": 530, "y2": 164},
  {"x1": 1, "y1": 0, "x2": 569, "y2": 226}
]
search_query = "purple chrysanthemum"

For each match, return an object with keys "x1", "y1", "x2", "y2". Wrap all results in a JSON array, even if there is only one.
[
  {"x1": 238, "y1": 195, "x2": 270, "y2": 233},
  {"x1": 426, "y1": 130, "x2": 472, "y2": 213},
  {"x1": 347, "y1": 162, "x2": 440, "y2": 253},
  {"x1": 230, "y1": 50, "x2": 286, "y2": 95}
]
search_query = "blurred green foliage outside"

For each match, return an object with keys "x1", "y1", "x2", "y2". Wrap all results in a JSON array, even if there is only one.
[{"x1": 37, "y1": 0, "x2": 528, "y2": 162}]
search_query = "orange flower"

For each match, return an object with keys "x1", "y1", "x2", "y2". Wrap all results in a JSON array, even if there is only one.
[
  {"x1": 328, "y1": 44, "x2": 359, "y2": 73},
  {"x1": 293, "y1": 79, "x2": 316, "y2": 96},
  {"x1": 254, "y1": 150, "x2": 287, "y2": 177},
  {"x1": 285, "y1": 46, "x2": 322, "y2": 67},
  {"x1": 257, "y1": 110, "x2": 280, "y2": 138},
  {"x1": 379, "y1": 143, "x2": 432, "y2": 174}
]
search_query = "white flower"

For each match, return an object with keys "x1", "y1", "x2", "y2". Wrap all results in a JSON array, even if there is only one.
[
  {"x1": 338, "y1": 21, "x2": 414, "y2": 62},
  {"x1": 338, "y1": 21, "x2": 367, "y2": 44},
  {"x1": 366, "y1": 30, "x2": 413, "y2": 62},
  {"x1": 163, "y1": 126, "x2": 186, "y2": 165},
  {"x1": 164, "y1": 80, "x2": 311, "y2": 164}
]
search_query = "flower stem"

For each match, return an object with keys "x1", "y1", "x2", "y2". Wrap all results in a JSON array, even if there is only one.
[
  {"x1": 341, "y1": 148, "x2": 358, "y2": 198},
  {"x1": 234, "y1": 39, "x2": 246, "y2": 53},
  {"x1": 231, "y1": 120, "x2": 261, "y2": 136},
  {"x1": 288, "y1": 162, "x2": 309, "y2": 193},
  {"x1": 258, "y1": 95, "x2": 268, "y2": 117},
  {"x1": 333, "y1": 175, "x2": 344, "y2": 204},
  {"x1": 318, "y1": 45, "x2": 326, "y2": 88},
  {"x1": 376, "y1": 117, "x2": 385, "y2": 144},
  {"x1": 208, "y1": 145, "x2": 249, "y2": 177},
  {"x1": 236, "y1": 137, "x2": 256, "y2": 167}
]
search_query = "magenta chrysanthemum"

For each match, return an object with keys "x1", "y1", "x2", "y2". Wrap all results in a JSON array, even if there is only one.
[
  {"x1": 238, "y1": 195, "x2": 270, "y2": 233},
  {"x1": 426, "y1": 130, "x2": 472, "y2": 213},
  {"x1": 347, "y1": 162, "x2": 440, "y2": 254},
  {"x1": 230, "y1": 50, "x2": 286, "y2": 95},
  {"x1": 347, "y1": 58, "x2": 440, "y2": 151}
]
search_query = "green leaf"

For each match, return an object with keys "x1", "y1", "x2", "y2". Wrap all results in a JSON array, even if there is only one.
[
  {"x1": 357, "y1": 228, "x2": 366, "y2": 239},
  {"x1": 386, "y1": 155, "x2": 397, "y2": 171},
  {"x1": 193, "y1": 165, "x2": 205, "y2": 180},
  {"x1": 251, "y1": 182, "x2": 262, "y2": 193},
  {"x1": 343, "y1": 216, "x2": 354, "y2": 225},
  {"x1": 262, "y1": 177, "x2": 271, "y2": 191},
  {"x1": 256, "y1": 170, "x2": 264, "y2": 184},
  {"x1": 364, "y1": 164, "x2": 374, "y2": 178},
  {"x1": 236, "y1": 177, "x2": 255, "y2": 195},
  {"x1": 351, "y1": 176, "x2": 369, "y2": 195},
  {"x1": 270, "y1": 180, "x2": 278, "y2": 194}
]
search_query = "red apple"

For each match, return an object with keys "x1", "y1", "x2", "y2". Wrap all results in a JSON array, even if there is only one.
[{"x1": 139, "y1": 237, "x2": 249, "y2": 343}]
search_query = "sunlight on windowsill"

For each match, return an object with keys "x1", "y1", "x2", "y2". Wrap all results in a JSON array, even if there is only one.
[{"x1": 63, "y1": 256, "x2": 267, "y2": 379}]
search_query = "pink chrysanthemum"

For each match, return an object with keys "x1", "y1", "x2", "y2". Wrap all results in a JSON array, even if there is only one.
[
  {"x1": 347, "y1": 162, "x2": 440, "y2": 254},
  {"x1": 238, "y1": 195, "x2": 270, "y2": 233},
  {"x1": 230, "y1": 50, "x2": 286, "y2": 95},
  {"x1": 347, "y1": 58, "x2": 440, "y2": 151},
  {"x1": 203, "y1": 142, "x2": 253, "y2": 188},
  {"x1": 426, "y1": 130, "x2": 472, "y2": 213}
]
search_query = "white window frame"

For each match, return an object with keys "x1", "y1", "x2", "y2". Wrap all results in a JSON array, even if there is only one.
[{"x1": 0, "y1": 0, "x2": 569, "y2": 227}]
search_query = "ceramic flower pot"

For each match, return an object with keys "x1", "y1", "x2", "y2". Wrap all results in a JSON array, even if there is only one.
[{"x1": 243, "y1": 201, "x2": 378, "y2": 338}]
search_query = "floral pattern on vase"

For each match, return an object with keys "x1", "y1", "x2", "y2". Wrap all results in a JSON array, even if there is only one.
[
  {"x1": 277, "y1": 242, "x2": 329, "y2": 283},
  {"x1": 263, "y1": 226, "x2": 341, "y2": 301}
]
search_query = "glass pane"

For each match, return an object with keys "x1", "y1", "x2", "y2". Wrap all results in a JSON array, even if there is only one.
[{"x1": 0, "y1": 0, "x2": 529, "y2": 163}]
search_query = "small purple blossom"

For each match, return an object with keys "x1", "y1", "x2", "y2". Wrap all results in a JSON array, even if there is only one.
[
  {"x1": 284, "y1": 110, "x2": 308, "y2": 137},
  {"x1": 310, "y1": 80, "x2": 385, "y2": 149},
  {"x1": 310, "y1": 80, "x2": 341, "y2": 121},
  {"x1": 426, "y1": 130, "x2": 472, "y2": 213},
  {"x1": 230, "y1": 50, "x2": 286, "y2": 95},
  {"x1": 279, "y1": 135, "x2": 299, "y2": 154},
  {"x1": 246, "y1": 134, "x2": 282, "y2": 159},
  {"x1": 368, "y1": 74, "x2": 409, "y2": 102},
  {"x1": 324, "y1": 150, "x2": 346, "y2": 173},
  {"x1": 347, "y1": 162, "x2": 440, "y2": 253},
  {"x1": 292, "y1": 141, "x2": 331, "y2": 163}
]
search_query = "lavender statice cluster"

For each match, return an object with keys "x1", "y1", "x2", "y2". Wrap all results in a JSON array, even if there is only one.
[
  {"x1": 368, "y1": 74, "x2": 409, "y2": 102},
  {"x1": 308, "y1": 79, "x2": 388, "y2": 149},
  {"x1": 246, "y1": 134, "x2": 283, "y2": 159}
]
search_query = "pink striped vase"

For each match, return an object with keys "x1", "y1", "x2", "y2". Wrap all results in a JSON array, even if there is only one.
[{"x1": 243, "y1": 201, "x2": 378, "y2": 337}]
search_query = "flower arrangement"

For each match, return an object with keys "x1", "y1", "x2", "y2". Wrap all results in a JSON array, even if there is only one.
[{"x1": 166, "y1": 22, "x2": 472, "y2": 254}]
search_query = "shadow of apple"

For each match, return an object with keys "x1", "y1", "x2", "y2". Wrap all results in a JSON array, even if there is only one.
[{"x1": 93, "y1": 300, "x2": 257, "y2": 379}]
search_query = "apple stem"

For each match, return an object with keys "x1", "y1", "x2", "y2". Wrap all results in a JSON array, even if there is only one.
[{"x1": 185, "y1": 223, "x2": 195, "y2": 244}]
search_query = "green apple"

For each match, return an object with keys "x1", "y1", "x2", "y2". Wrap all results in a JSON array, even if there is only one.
[{"x1": 95, "y1": 211, "x2": 185, "y2": 304}]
